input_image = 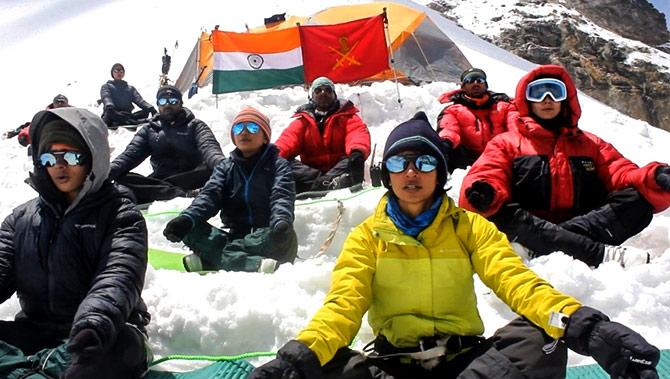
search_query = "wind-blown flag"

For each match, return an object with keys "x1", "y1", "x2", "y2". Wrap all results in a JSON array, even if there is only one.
[
  {"x1": 299, "y1": 14, "x2": 389, "y2": 84},
  {"x1": 211, "y1": 27, "x2": 304, "y2": 93}
]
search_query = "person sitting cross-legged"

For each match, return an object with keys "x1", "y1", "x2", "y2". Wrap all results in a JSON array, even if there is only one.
[
  {"x1": 275, "y1": 76, "x2": 371, "y2": 194},
  {"x1": 163, "y1": 106, "x2": 297, "y2": 273},
  {"x1": 460, "y1": 64, "x2": 670, "y2": 268}
]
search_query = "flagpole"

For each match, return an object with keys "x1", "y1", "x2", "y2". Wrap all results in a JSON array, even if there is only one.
[{"x1": 382, "y1": 8, "x2": 402, "y2": 108}]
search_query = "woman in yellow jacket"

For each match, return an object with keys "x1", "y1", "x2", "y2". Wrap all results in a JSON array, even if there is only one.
[{"x1": 251, "y1": 112, "x2": 660, "y2": 379}]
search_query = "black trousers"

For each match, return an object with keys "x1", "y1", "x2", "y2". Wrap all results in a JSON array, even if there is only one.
[
  {"x1": 491, "y1": 188, "x2": 654, "y2": 267},
  {"x1": 115, "y1": 165, "x2": 213, "y2": 205},
  {"x1": 321, "y1": 317, "x2": 567, "y2": 379},
  {"x1": 447, "y1": 145, "x2": 479, "y2": 173},
  {"x1": 291, "y1": 158, "x2": 364, "y2": 194},
  {"x1": 102, "y1": 108, "x2": 151, "y2": 128}
]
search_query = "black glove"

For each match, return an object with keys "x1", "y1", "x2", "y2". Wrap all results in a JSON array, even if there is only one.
[
  {"x1": 564, "y1": 306, "x2": 660, "y2": 379},
  {"x1": 349, "y1": 150, "x2": 364, "y2": 164},
  {"x1": 148, "y1": 106, "x2": 158, "y2": 116},
  {"x1": 655, "y1": 165, "x2": 670, "y2": 191},
  {"x1": 270, "y1": 220, "x2": 292, "y2": 241},
  {"x1": 163, "y1": 215, "x2": 193, "y2": 242},
  {"x1": 249, "y1": 340, "x2": 322, "y2": 379},
  {"x1": 465, "y1": 181, "x2": 495, "y2": 211},
  {"x1": 62, "y1": 328, "x2": 105, "y2": 378}
]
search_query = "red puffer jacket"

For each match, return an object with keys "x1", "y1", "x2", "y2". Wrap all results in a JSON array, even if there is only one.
[
  {"x1": 276, "y1": 100, "x2": 371, "y2": 173},
  {"x1": 436, "y1": 90, "x2": 514, "y2": 155},
  {"x1": 460, "y1": 65, "x2": 670, "y2": 222}
]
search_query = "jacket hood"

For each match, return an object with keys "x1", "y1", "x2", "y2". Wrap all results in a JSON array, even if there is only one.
[
  {"x1": 513, "y1": 65, "x2": 581, "y2": 127},
  {"x1": 29, "y1": 108, "x2": 110, "y2": 209}
]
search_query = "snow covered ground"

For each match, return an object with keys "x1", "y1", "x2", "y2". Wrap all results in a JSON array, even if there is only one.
[{"x1": 1, "y1": 0, "x2": 669, "y2": 372}]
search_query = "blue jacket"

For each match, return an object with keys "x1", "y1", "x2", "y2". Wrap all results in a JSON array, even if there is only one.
[{"x1": 182, "y1": 144, "x2": 295, "y2": 239}]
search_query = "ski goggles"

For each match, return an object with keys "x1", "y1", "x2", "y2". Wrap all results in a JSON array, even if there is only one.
[
  {"x1": 157, "y1": 97, "x2": 180, "y2": 106},
  {"x1": 385, "y1": 154, "x2": 439, "y2": 174},
  {"x1": 232, "y1": 121, "x2": 261, "y2": 136},
  {"x1": 525, "y1": 78, "x2": 568, "y2": 102},
  {"x1": 39, "y1": 151, "x2": 87, "y2": 167}
]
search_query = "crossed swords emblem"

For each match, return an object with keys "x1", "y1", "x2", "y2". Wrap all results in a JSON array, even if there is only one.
[{"x1": 329, "y1": 37, "x2": 361, "y2": 69}]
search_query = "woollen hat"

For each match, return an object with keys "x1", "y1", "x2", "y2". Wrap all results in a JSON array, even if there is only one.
[
  {"x1": 110, "y1": 63, "x2": 125, "y2": 78},
  {"x1": 309, "y1": 76, "x2": 336, "y2": 96},
  {"x1": 231, "y1": 106, "x2": 271, "y2": 141},
  {"x1": 381, "y1": 111, "x2": 448, "y2": 190},
  {"x1": 37, "y1": 120, "x2": 90, "y2": 158},
  {"x1": 156, "y1": 85, "x2": 183, "y2": 103},
  {"x1": 460, "y1": 67, "x2": 487, "y2": 82},
  {"x1": 52, "y1": 94, "x2": 68, "y2": 104}
]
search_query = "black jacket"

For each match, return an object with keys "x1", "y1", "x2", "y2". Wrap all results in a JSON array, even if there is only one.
[
  {"x1": 0, "y1": 107, "x2": 149, "y2": 352},
  {"x1": 100, "y1": 79, "x2": 153, "y2": 112},
  {"x1": 183, "y1": 144, "x2": 295, "y2": 239},
  {"x1": 109, "y1": 107, "x2": 224, "y2": 180}
]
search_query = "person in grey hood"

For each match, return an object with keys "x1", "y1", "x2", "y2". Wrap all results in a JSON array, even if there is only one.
[{"x1": 0, "y1": 108, "x2": 151, "y2": 378}]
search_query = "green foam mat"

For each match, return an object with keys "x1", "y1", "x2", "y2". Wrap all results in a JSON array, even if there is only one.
[
  {"x1": 149, "y1": 247, "x2": 187, "y2": 272},
  {"x1": 566, "y1": 349, "x2": 669, "y2": 378},
  {"x1": 146, "y1": 360, "x2": 254, "y2": 379}
]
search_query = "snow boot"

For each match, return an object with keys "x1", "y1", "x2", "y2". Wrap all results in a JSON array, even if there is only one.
[{"x1": 602, "y1": 245, "x2": 650, "y2": 268}]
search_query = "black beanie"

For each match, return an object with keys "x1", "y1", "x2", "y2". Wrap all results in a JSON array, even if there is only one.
[
  {"x1": 381, "y1": 111, "x2": 448, "y2": 190},
  {"x1": 111, "y1": 63, "x2": 125, "y2": 78},
  {"x1": 156, "y1": 85, "x2": 183, "y2": 103},
  {"x1": 37, "y1": 120, "x2": 90, "y2": 158}
]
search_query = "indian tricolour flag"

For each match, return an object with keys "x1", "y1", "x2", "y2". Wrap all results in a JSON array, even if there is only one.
[{"x1": 211, "y1": 27, "x2": 305, "y2": 93}]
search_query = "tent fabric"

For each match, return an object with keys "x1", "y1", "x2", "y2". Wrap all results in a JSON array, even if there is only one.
[{"x1": 175, "y1": 1, "x2": 471, "y2": 93}]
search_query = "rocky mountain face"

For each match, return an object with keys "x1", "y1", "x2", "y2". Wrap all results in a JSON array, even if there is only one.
[{"x1": 428, "y1": 0, "x2": 670, "y2": 131}]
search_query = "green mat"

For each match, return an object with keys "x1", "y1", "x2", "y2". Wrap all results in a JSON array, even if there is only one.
[
  {"x1": 566, "y1": 349, "x2": 670, "y2": 378},
  {"x1": 149, "y1": 247, "x2": 187, "y2": 272},
  {"x1": 146, "y1": 360, "x2": 253, "y2": 379}
]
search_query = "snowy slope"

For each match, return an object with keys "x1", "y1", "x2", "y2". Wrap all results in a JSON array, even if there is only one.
[{"x1": 1, "y1": 0, "x2": 669, "y2": 372}]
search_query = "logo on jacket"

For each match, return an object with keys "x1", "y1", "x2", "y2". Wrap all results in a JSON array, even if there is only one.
[{"x1": 581, "y1": 160, "x2": 596, "y2": 172}]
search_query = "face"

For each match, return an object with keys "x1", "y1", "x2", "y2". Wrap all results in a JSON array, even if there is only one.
[
  {"x1": 53, "y1": 99, "x2": 69, "y2": 108},
  {"x1": 157, "y1": 97, "x2": 182, "y2": 121},
  {"x1": 233, "y1": 122, "x2": 266, "y2": 157},
  {"x1": 387, "y1": 150, "x2": 438, "y2": 216},
  {"x1": 112, "y1": 67, "x2": 125, "y2": 80},
  {"x1": 461, "y1": 77, "x2": 487, "y2": 98},
  {"x1": 312, "y1": 85, "x2": 336, "y2": 111},
  {"x1": 530, "y1": 96, "x2": 562, "y2": 120},
  {"x1": 42, "y1": 143, "x2": 90, "y2": 203}
]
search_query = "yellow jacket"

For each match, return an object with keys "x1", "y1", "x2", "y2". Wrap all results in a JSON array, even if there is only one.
[{"x1": 297, "y1": 194, "x2": 581, "y2": 365}]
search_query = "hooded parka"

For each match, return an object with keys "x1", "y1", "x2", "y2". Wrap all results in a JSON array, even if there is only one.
[
  {"x1": 0, "y1": 108, "x2": 149, "y2": 353},
  {"x1": 460, "y1": 65, "x2": 670, "y2": 222}
]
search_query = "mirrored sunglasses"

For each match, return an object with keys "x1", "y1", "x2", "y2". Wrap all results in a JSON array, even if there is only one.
[
  {"x1": 232, "y1": 122, "x2": 261, "y2": 136},
  {"x1": 525, "y1": 78, "x2": 567, "y2": 102},
  {"x1": 39, "y1": 151, "x2": 87, "y2": 167},
  {"x1": 157, "y1": 97, "x2": 180, "y2": 106},
  {"x1": 385, "y1": 154, "x2": 439, "y2": 174},
  {"x1": 463, "y1": 77, "x2": 486, "y2": 84},
  {"x1": 313, "y1": 86, "x2": 334, "y2": 95}
]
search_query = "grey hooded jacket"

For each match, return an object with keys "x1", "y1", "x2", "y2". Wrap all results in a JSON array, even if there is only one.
[{"x1": 0, "y1": 108, "x2": 149, "y2": 351}]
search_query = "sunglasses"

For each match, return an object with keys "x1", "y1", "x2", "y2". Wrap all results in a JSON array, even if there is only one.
[
  {"x1": 313, "y1": 86, "x2": 334, "y2": 95},
  {"x1": 113, "y1": 68, "x2": 124, "y2": 73},
  {"x1": 525, "y1": 78, "x2": 567, "y2": 102},
  {"x1": 232, "y1": 122, "x2": 261, "y2": 136},
  {"x1": 385, "y1": 154, "x2": 439, "y2": 174},
  {"x1": 463, "y1": 77, "x2": 486, "y2": 84},
  {"x1": 157, "y1": 97, "x2": 180, "y2": 106},
  {"x1": 39, "y1": 151, "x2": 87, "y2": 167}
]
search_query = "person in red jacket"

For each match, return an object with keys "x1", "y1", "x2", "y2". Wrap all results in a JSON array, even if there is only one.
[
  {"x1": 3, "y1": 94, "x2": 71, "y2": 151},
  {"x1": 460, "y1": 64, "x2": 670, "y2": 268},
  {"x1": 436, "y1": 68, "x2": 514, "y2": 172},
  {"x1": 275, "y1": 77, "x2": 371, "y2": 193}
]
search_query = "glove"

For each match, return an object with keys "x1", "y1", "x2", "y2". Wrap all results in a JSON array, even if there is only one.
[
  {"x1": 270, "y1": 220, "x2": 292, "y2": 243},
  {"x1": 249, "y1": 340, "x2": 322, "y2": 379},
  {"x1": 655, "y1": 165, "x2": 670, "y2": 191},
  {"x1": 62, "y1": 328, "x2": 105, "y2": 378},
  {"x1": 163, "y1": 215, "x2": 194, "y2": 242},
  {"x1": 67, "y1": 328, "x2": 104, "y2": 358},
  {"x1": 564, "y1": 306, "x2": 660, "y2": 379},
  {"x1": 148, "y1": 106, "x2": 158, "y2": 116},
  {"x1": 349, "y1": 150, "x2": 365, "y2": 164},
  {"x1": 465, "y1": 181, "x2": 495, "y2": 211}
]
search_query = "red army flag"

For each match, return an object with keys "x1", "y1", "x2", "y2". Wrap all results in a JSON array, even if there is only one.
[{"x1": 299, "y1": 14, "x2": 389, "y2": 83}]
